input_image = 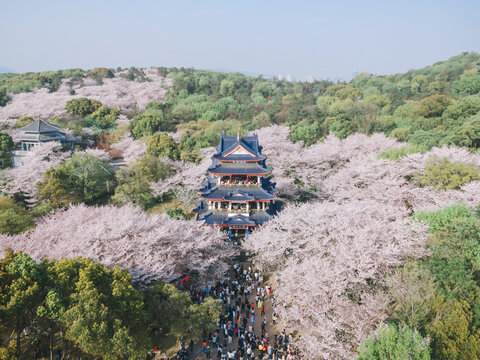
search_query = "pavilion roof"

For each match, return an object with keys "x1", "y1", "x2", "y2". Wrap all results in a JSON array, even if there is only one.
[{"x1": 17, "y1": 119, "x2": 65, "y2": 134}]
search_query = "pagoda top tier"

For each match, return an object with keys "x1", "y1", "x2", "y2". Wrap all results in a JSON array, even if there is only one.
[{"x1": 213, "y1": 133, "x2": 266, "y2": 162}]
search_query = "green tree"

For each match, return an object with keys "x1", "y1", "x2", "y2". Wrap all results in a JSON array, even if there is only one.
[
  {"x1": 448, "y1": 116, "x2": 480, "y2": 148},
  {"x1": 0, "y1": 341, "x2": 16, "y2": 360},
  {"x1": 452, "y1": 75, "x2": 480, "y2": 96},
  {"x1": 171, "y1": 104, "x2": 194, "y2": 122},
  {"x1": 357, "y1": 324, "x2": 430, "y2": 360},
  {"x1": 130, "y1": 111, "x2": 172, "y2": 139},
  {"x1": 429, "y1": 299, "x2": 480, "y2": 360},
  {"x1": 145, "y1": 282, "x2": 221, "y2": 345},
  {"x1": 37, "y1": 153, "x2": 115, "y2": 206},
  {"x1": 89, "y1": 67, "x2": 114, "y2": 85},
  {"x1": 147, "y1": 133, "x2": 180, "y2": 160},
  {"x1": 414, "y1": 95, "x2": 453, "y2": 118},
  {"x1": 112, "y1": 155, "x2": 171, "y2": 209},
  {"x1": 87, "y1": 105, "x2": 120, "y2": 129},
  {"x1": 0, "y1": 250, "x2": 42, "y2": 358},
  {"x1": 0, "y1": 88, "x2": 9, "y2": 107},
  {"x1": 62, "y1": 262, "x2": 147, "y2": 359},
  {"x1": 0, "y1": 132, "x2": 14, "y2": 169},
  {"x1": 13, "y1": 116, "x2": 34, "y2": 129},
  {"x1": 0, "y1": 197, "x2": 35, "y2": 235},
  {"x1": 65, "y1": 98, "x2": 102, "y2": 117},
  {"x1": 36, "y1": 168, "x2": 72, "y2": 208},
  {"x1": 252, "y1": 111, "x2": 272, "y2": 129}
]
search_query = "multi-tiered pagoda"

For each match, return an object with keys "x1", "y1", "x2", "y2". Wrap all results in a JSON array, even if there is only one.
[{"x1": 193, "y1": 131, "x2": 279, "y2": 240}]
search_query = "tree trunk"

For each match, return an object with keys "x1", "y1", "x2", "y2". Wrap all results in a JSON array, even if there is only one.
[
  {"x1": 50, "y1": 327, "x2": 53, "y2": 360},
  {"x1": 16, "y1": 329, "x2": 21, "y2": 360}
]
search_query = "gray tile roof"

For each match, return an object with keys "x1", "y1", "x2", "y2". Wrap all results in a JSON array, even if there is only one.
[
  {"x1": 17, "y1": 119, "x2": 64, "y2": 134},
  {"x1": 207, "y1": 163, "x2": 270, "y2": 175}
]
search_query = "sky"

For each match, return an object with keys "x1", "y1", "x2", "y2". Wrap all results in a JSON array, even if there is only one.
[{"x1": 1, "y1": 0, "x2": 479, "y2": 81}]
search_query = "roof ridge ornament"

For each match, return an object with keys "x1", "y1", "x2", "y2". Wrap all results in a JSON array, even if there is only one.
[{"x1": 237, "y1": 124, "x2": 241, "y2": 141}]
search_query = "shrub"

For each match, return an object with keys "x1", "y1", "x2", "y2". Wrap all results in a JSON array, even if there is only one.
[
  {"x1": 416, "y1": 156, "x2": 479, "y2": 190},
  {"x1": 166, "y1": 208, "x2": 185, "y2": 220},
  {"x1": 413, "y1": 203, "x2": 475, "y2": 234},
  {"x1": 378, "y1": 144, "x2": 426, "y2": 160}
]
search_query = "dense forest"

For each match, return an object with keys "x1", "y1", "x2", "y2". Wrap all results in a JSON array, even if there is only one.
[{"x1": 0, "y1": 52, "x2": 480, "y2": 359}]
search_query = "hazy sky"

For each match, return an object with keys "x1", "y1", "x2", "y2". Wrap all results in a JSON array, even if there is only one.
[{"x1": 1, "y1": 0, "x2": 479, "y2": 80}]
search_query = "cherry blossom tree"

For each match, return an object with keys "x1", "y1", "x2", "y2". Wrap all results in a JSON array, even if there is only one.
[
  {"x1": 150, "y1": 148, "x2": 214, "y2": 197},
  {"x1": 110, "y1": 134, "x2": 147, "y2": 165},
  {"x1": 173, "y1": 186, "x2": 199, "y2": 213},
  {"x1": 0, "y1": 204, "x2": 236, "y2": 287},
  {"x1": 0, "y1": 142, "x2": 70, "y2": 202}
]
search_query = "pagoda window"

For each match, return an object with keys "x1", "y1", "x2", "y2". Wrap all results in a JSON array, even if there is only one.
[
  {"x1": 231, "y1": 202, "x2": 247, "y2": 212},
  {"x1": 231, "y1": 175, "x2": 247, "y2": 185}
]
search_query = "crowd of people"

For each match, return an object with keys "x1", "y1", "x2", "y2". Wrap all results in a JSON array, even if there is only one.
[{"x1": 169, "y1": 263, "x2": 300, "y2": 360}]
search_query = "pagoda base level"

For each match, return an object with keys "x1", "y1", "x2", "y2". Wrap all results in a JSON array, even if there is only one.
[{"x1": 226, "y1": 227, "x2": 249, "y2": 240}]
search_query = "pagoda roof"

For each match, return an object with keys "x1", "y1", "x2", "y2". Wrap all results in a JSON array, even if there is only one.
[
  {"x1": 201, "y1": 186, "x2": 276, "y2": 201},
  {"x1": 18, "y1": 119, "x2": 64, "y2": 134},
  {"x1": 214, "y1": 133, "x2": 264, "y2": 161},
  {"x1": 207, "y1": 163, "x2": 270, "y2": 176}
]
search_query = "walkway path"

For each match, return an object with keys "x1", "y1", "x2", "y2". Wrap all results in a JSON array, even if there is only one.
[{"x1": 173, "y1": 254, "x2": 300, "y2": 360}]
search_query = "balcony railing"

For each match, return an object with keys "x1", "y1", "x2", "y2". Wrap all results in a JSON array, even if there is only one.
[{"x1": 219, "y1": 182, "x2": 259, "y2": 187}]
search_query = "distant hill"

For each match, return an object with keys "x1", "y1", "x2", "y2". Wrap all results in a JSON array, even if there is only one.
[{"x1": 0, "y1": 66, "x2": 16, "y2": 73}]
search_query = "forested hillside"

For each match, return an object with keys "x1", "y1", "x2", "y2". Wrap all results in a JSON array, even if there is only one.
[{"x1": 0, "y1": 53, "x2": 480, "y2": 359}]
